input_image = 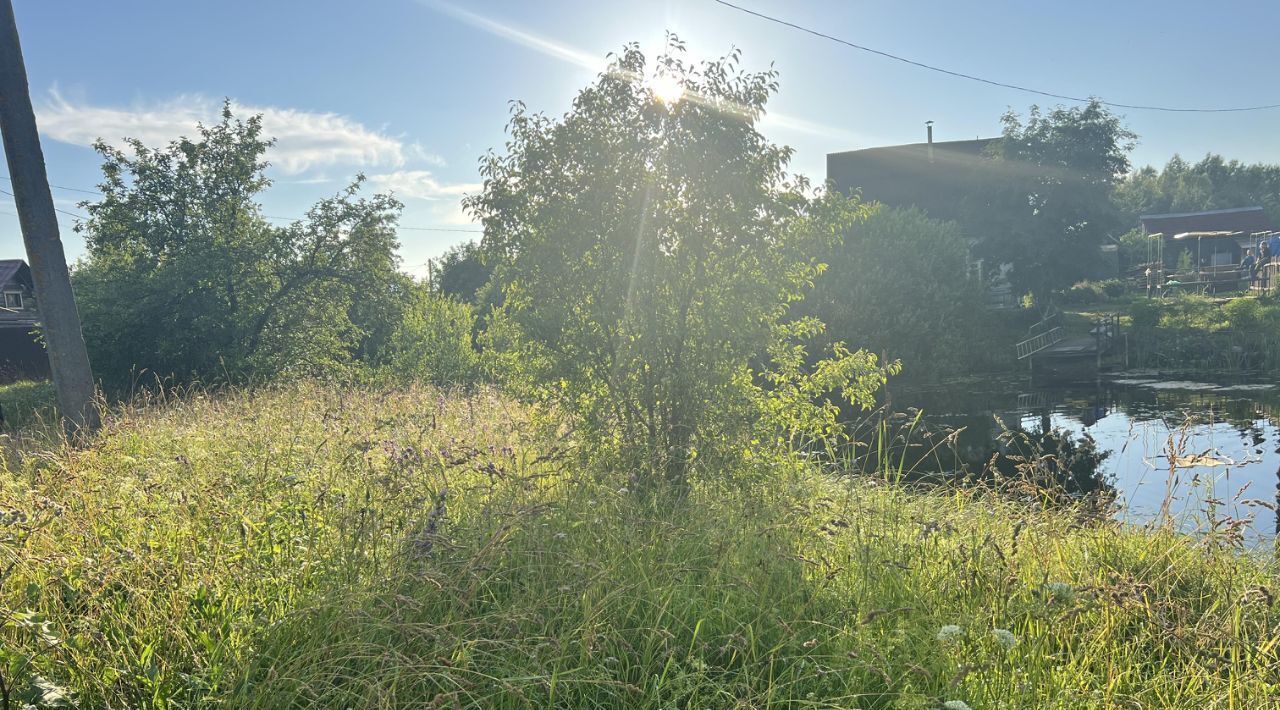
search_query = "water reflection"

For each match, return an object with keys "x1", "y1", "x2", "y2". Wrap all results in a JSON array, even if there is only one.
[{"x1": 892, "y1": 375, "x2": 1280, "y2": 542}]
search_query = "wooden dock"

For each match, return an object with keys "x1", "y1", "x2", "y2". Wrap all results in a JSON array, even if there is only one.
[{"x1": 1016, "y1": 313, "x2": 1120, "y2": 381}]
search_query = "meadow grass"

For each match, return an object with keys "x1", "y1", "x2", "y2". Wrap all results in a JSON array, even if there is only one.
[
  {"x1": 0, "y1": 380, "x2": 56, "y2": 432},
  {"x1": 0, "y1": 383, "x2": 1277, "y2": 708}
]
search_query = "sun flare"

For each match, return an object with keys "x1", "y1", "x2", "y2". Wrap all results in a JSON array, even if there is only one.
[{"x1": 647, "y1": 73, "x2": 684, "y2": 105}]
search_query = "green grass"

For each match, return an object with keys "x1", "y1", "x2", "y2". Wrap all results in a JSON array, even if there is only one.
[
  {"x1": 0, "y1": 383, "x2": 1277, "y2": 707},
  {"x1": 0, "y1": 380, "x2": 56, "y2": 431}
]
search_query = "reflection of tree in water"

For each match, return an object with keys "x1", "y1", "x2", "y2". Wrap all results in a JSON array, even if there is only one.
[
  {"x1": 855, "y1": 409, "x2": 1115, "y2": 509},
  {"x1": 872, "y1": 377, "x2": 1280, "y2": 515},
  {"x1": 1128, "y1": 386, "x2": 1280, "y2": 445},
  {"x1": 984, "y1": 423, "x2": 1114, "y2": 507}
]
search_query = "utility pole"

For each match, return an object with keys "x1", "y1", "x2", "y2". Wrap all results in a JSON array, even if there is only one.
[{"x1": 0, "y1": 0, "x2": 99, "y2": 437}]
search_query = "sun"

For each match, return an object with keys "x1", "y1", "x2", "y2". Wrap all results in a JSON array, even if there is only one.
[{"x1": 647, "y1": 73, "x2": 684, "y2": 105}]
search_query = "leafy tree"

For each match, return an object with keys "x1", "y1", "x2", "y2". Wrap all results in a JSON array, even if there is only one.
[
  {"x1": 466, "y1": 41, "x2": 890, "y2": 489},
  {"x1": 74, "y1": 103, "x2": 407, "y2": 384},
  {"x1": 966, "y1": 100, "x2": 1135, "y2": 302},
  {"x1": 382, "y1": 282, "x2": 478, "y2": 385},
  {"x1": 800, "y1": 205, "x2": 984, "y2": 375},
  {"x1": 1114, "y1": 153, "x2": 1280, "y2": 225},
  {"x1": 431, "y1": 240, "x2": 494, "y2": 303}
]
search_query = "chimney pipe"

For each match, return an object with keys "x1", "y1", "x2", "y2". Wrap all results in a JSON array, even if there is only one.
[{"x1": 926, "y1": 120, "x2": 934, "y2": 163}]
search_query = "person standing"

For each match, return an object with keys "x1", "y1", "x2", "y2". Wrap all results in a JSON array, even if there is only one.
[{"x1": 1242, "y1": 248, "x2": 1258, "y2": 289}]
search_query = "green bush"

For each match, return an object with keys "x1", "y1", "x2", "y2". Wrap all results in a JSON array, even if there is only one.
[
  {"x1": 1064, "y1": 281, "x2": 1104, "y2": 304},
  {"x1": 801, "y1": 205, "x2": 986, "y2": 376},
  {"x1": 1129, "y1": 299, "x2": 1161, "y2": 329},
  {"x1": 1222, "y1": 296, "x2": 1280, "y2": 370},
  {"x1": 74, "y1": 105, "x2": 408, "y2": 386},
  {"x1": 466, "y1": 42, "x2": 890, "y2": 489},
  {"x1": 382, "y1": 286, "x2": 479, "y2": 386},
  {"x1": 1063, "y1": 279, "x2": 1125, "y2": 304}
]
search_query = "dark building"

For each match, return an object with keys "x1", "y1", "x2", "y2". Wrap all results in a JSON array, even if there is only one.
[
  {"x1": 0, "y1": 260, "x2": 49, "y2": 382},
  {"x1": 1140, "y1": 206, "x2": 1275, "y2": 238},
  {"x1": 826, "y1": 137, "x2": 998, "y2": 222},
  {"x1": 1140, "y1": 207, "x2": 1277, "y2": 268}
]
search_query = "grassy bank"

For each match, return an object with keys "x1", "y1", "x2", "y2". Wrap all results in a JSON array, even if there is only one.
[
  {"x1": 0, "y1": 383, "x2": 1277, "y2": 707},
  {"x1": 1061, "y1": 291, "x2": 1280, "y2": 373}
]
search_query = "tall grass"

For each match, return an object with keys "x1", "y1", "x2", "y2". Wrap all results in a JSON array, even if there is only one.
[{"x1": 0, "y1": 383, "x2": 1276, "y2": 707}]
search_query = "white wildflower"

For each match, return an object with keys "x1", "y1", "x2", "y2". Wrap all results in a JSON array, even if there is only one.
[
  {"x1": 943, "y1": 701, "x2": 972, "y2": 710},
  {"x1": 991, "y1": 628, "x2": 1017, "y2": 649},
  {"x1": 553, "y1": 532, "x2": 567, "y2": 540},
  {"x1": 936, "y1": 624, "x2": 963, "y2": 642}
]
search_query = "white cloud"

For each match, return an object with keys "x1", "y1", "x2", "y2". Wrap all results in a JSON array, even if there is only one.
[
  {"x1": 409, "y1": 142, "x2": 447, "y2": 167},
  {"x1": 35, "y1": 89, "x2": 414, "y2": 175},
  {"x1": 367, "y1": 170, "x2": 481, "y2": 202},
  {"x1": 279, "y1": 175, "x2": 335, "y2": 185}
]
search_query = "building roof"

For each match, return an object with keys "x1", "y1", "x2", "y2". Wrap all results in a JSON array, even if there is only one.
[
  {"x1": 827, "y1": 138, "x2": 999, "y2": 222},
  {"x1": 1140, "y1": 207, "x2": 1275, "y2": 237},
  {"x1": 0, "y1": 260, "x2": 31, "y2": 289},
  {"x1": 0, "y1": 261, "x2": 38, "y2": 327}
]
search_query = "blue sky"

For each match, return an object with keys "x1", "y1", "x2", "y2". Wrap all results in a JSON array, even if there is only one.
[{"x1": 4, "y1": 0, "x2": 1279, "y2": 276}]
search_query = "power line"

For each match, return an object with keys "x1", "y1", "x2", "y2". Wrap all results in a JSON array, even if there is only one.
[
  {"x1": 0, "y1": 177, "x2": 483, "y2": 233},
  {"x1": 712, "y1": 0, "x2": 1280, "y2": 113},
  {"x1": 0, "y1": 187, "x2": 88, "y2": 220},
  {"x1": 0, "y1": 175, "x2": 99, "y2": 195}
]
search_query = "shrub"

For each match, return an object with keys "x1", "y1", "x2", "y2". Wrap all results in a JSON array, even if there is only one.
[
  {"x1": 1063, "y1": 279, "x2": 1125, "y2": 304},
  {"x1": 75, "y1": 104, "x2": 408, "y2": 386},
  {"x1": 801, "y1": 205, "x2": 985, "y2": 376},
  {"x1": 466, "y1": 41, "x2": 891, "y2": 489},
  {"x1": 1064, "y1": 281, "x2": 1104, "y2": 304},
  {"x1": 382, "y1": 286, "x2": 478, "y2": 386},
  {"x1": 1129, "y1": 299, "x2": 1161, "y2": 329}
]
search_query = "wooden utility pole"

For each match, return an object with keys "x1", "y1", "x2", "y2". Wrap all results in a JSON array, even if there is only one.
[{"x1": 0, "y1": 0, "x2": 99, "y2": 436}]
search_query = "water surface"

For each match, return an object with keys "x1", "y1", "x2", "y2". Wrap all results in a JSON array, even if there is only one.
[{"x1": 895, "y1": 374, "x2": 1280, "y2": 542}]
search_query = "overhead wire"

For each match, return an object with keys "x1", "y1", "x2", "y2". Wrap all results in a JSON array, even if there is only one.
[
  {"x1": 0, "y1": 187, "x2": 88, "y2": 220},
  {"x1": 712, "y1": 0, "x2": 1280, "y2": 113}
]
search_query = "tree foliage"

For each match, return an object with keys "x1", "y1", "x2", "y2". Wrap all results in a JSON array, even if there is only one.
[
  {"x1": 966, "y1": 100, "x2": 1135, "y2": 301},
  {"x1": 1114, "y1": 154, "x2": 1280, "y2": 225},
  {"x1": 382, "y1": 283, "x2": 479, "y2": 386},
  {"x1": 465, "y1": 41, "x2": 890, "y2": 488},
  {"x1": 431, "y1": 240, "x2": 494, "y2": 304},
  {"x1": 800, "y1": 205, "x2": 985, "y2": 375},
  {"x1": 74, "y1": 103, "x2": 408, "y2": 384}
]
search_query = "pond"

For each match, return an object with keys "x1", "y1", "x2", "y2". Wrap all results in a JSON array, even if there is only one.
[{"x1": 892, "y1": 373, "x2": 1280, "y2": 543}]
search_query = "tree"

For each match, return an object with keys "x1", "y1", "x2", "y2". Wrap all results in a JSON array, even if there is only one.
[
  {"x1": 466, "y1": 41, "x2": 889, "y2": 489},
  {"x1": 1114, "y1": 153, "x2": 1280, "y2": 226},
  {"x1": 382, "y1": 282, "x2": 478, "y2": 385},
  {"x1": 800, "y1": 205, "x2": 984, "y2": 375},
  {"x1": 966, "y1": 100, "x2": 1135, "y2": 302},
  {"x1": 75, "y1": 103, "x2": 407, "y2": 384},
  {"x1": 431, "y1": 240, "x2": 494, "y2": 303}
]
